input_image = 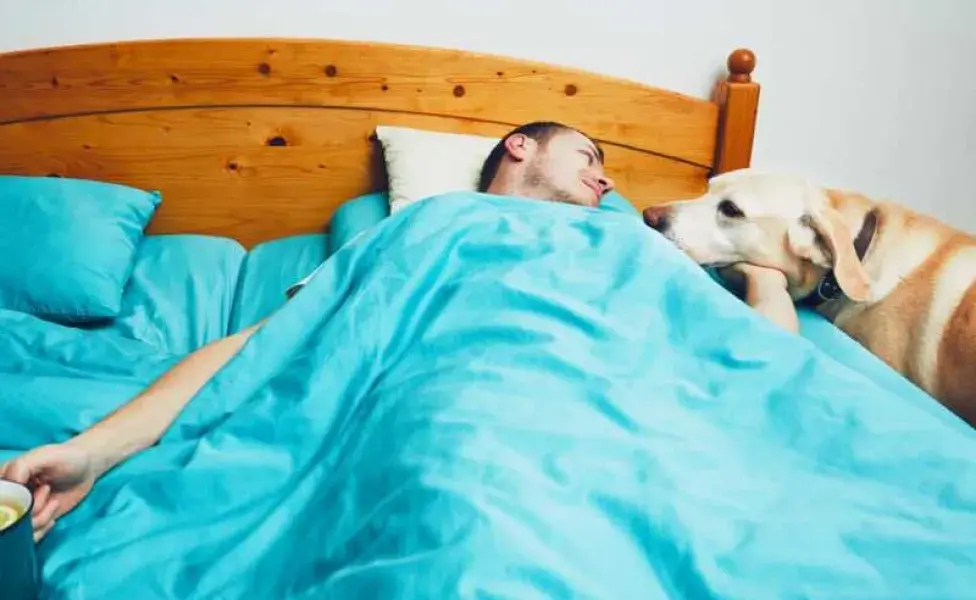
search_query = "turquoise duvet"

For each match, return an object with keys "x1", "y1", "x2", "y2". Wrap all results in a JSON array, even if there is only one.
[{"x1": 1, "y1": 192, "x2": 974, "y2": 599}]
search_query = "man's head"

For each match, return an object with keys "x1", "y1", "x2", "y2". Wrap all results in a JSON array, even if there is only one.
[{"x1": 478, "y1": 121, "x2": 614, "y2": 207}]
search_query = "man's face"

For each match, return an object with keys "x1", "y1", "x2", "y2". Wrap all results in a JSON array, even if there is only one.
[{"x1": 508, "y1": 129, "x2": 615, "y2": 207}]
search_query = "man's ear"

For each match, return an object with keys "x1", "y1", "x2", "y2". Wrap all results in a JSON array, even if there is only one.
[
  {"x1": 789, "y1": 207, "x2": 872, "y2": 302},
  {"x1": 503, "y1": 133, "x2": 535, "y2": 162}
]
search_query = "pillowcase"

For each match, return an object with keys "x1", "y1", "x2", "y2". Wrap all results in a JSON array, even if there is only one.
[
  {"x1": 375, "y1": 125, "x2": 499, "y2": 214},
  {"x1": 0, "y1": 175, "x2": 162, "y2": 323},
  {"x1": 374, "y1": 125, "x2": 640, "y2": 218},
  {"x1": 327, "y1": 191, "x2": 391, "y2": 254}
]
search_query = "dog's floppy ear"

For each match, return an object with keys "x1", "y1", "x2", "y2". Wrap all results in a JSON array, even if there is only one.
[{"x1": 790, "y1": 207, "x2": 872, "y2": 302}]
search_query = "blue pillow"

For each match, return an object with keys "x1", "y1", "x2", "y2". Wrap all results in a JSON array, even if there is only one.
[
  {"x1": 328, "y1": 191, "x2": 390, "y2": 253},
  {"x1": 0, "y1": 176, "x2": 162, "y2": 323}
]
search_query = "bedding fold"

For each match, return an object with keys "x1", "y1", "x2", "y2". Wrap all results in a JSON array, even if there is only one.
[{"x1": 1, "y1": 192, "x2": 973, "y2": 599}]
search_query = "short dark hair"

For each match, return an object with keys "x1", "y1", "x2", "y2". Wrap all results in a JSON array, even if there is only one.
[{"x1": 477, "y1": 121, "x2": 604, "y2": 192}]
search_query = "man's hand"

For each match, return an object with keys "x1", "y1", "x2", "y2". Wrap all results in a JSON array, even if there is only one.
[
  {"x1": 0, "y1": 442, "x2": 97, "y2": 542},
  {"x1": 719, "y1": 263, "x2": 799, "y2": 333}
]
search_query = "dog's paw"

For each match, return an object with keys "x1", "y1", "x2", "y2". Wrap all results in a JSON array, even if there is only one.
[{"x1": 718, "y1": 263, "x2": 787, "y2": 296}]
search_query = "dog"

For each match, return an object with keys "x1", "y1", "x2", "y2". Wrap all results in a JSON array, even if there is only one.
[{"x1": 642, "y1": 168, "x2": 976, "y2": 427}]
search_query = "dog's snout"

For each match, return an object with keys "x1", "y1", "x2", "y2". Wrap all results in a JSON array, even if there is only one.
[{"x1": 643, "y1": 206, "x2": 670, "y2": 231}]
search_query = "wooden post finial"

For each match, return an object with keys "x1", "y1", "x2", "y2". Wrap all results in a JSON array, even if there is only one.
[
  {"x1": 712, "y1": 47, "x2": 760, "y2": 175},
  {"x1": 727, "y1": 48, "x2": 756, "y2": 83}
]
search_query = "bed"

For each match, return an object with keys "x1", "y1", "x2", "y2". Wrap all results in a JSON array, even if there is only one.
[{"x1": 1, "y1": 38, "x2": 974, "y2": 599}]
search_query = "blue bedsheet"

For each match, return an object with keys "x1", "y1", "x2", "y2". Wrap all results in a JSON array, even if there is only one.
[{"x1": 2, "y1": 192, "x2": 974, "y2": 599}]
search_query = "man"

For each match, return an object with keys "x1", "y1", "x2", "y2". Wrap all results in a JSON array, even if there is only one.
[{"x1": 0, "y1": 121, "x2": 795, "y2": 542}]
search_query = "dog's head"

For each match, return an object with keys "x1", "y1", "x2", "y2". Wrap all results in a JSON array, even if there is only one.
[{"x1": 643, "y1": 169, "x2": 872, "y2": 302}]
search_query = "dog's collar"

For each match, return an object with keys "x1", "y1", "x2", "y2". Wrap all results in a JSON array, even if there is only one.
[{"x1": 800, "y1": 208, "x2": 878, "y2": 309}]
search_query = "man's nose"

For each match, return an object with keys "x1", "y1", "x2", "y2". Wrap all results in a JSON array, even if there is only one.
[
  {"x1": 597, "y1": 175, "x2": 615, "y2": 194},
  {"x1": 642, "y1": 206, "x2": 670, "y2": 230}
]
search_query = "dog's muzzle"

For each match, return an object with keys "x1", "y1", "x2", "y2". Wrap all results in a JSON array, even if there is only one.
[{"x1": 642, "y1": 206, "x2": 670, "y2": 233}]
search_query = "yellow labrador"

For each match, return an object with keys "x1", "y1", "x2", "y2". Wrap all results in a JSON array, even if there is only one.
[{"x1": 643, "y1": 169, "x2": 976, "y2": 427}]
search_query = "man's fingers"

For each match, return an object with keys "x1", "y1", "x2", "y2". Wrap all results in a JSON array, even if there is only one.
[
  {"x1": 1, "y1": 458, "x2": 32, "y2": 485},
  {"x1": 32, "y1": 497, "x2": 59, "y2": 529},
  {"x1": 33, "y1": 518, "x2": 55, "y2": 543},
  {"x1": 32, "y1": 483, "x2": 51, "y2": 513}
]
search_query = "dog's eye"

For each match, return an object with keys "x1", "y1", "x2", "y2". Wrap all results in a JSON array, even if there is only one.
[{"x1": 717, "y1": 199, "x2": 745, "y2": 219}]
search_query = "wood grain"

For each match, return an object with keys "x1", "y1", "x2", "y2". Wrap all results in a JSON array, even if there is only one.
[
  {"x1": 0, "y1": 39, "x2": 758, "y2": 247},
  {"x1": 0, "y1": 38, "x2": 719, "y2": 168},
  {"x1": 712, "y1": 78, "x2": 761, "y2": 174},
  {"x1": 0, "y1": 107, "x2": 707, "y2": 248}
]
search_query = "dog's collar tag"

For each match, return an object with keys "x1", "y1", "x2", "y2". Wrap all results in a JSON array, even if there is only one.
[{"x1": 813, "y1": 272, "x2": 844, "y2": 303}]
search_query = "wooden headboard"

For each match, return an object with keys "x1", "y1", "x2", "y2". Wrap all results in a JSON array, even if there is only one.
[{"x1": 0, "y1": 38, "x2": 760, "y2": 248}]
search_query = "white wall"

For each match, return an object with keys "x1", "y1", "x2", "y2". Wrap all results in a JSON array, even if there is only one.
[{"x1": 2, "y1": 0, "x2": 973, "y2": 230}]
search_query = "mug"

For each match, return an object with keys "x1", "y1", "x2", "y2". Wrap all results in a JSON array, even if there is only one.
[{"x1": 0, "y1": 478, "x2": 38, "y2": 600}]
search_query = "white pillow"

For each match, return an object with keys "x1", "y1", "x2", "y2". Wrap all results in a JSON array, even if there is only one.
[{"x1": 375, "y1": 125, "x2": 500, "y2": 214}]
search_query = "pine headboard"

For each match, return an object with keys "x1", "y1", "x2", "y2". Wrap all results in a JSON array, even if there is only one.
[{"x1": 0, "y1": 38, "x2": 760, "y2": 248}]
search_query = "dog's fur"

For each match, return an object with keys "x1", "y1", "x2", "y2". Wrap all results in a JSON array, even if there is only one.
[{"x1": 643, "y1": 168, "x2": 976, "y2": 427}]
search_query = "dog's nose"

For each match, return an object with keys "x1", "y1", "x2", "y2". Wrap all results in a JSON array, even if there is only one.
[{"x1": 643, "y1": 206, "x2": 669, "y2": 231}]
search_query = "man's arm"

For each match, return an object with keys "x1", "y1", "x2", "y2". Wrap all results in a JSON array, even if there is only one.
[
  {"x1": 71, "y1": 320, "x2": 264, "y2": 476},
  {"x1": 0, "y1": 319, "x2": 264, "y2": 541}
]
